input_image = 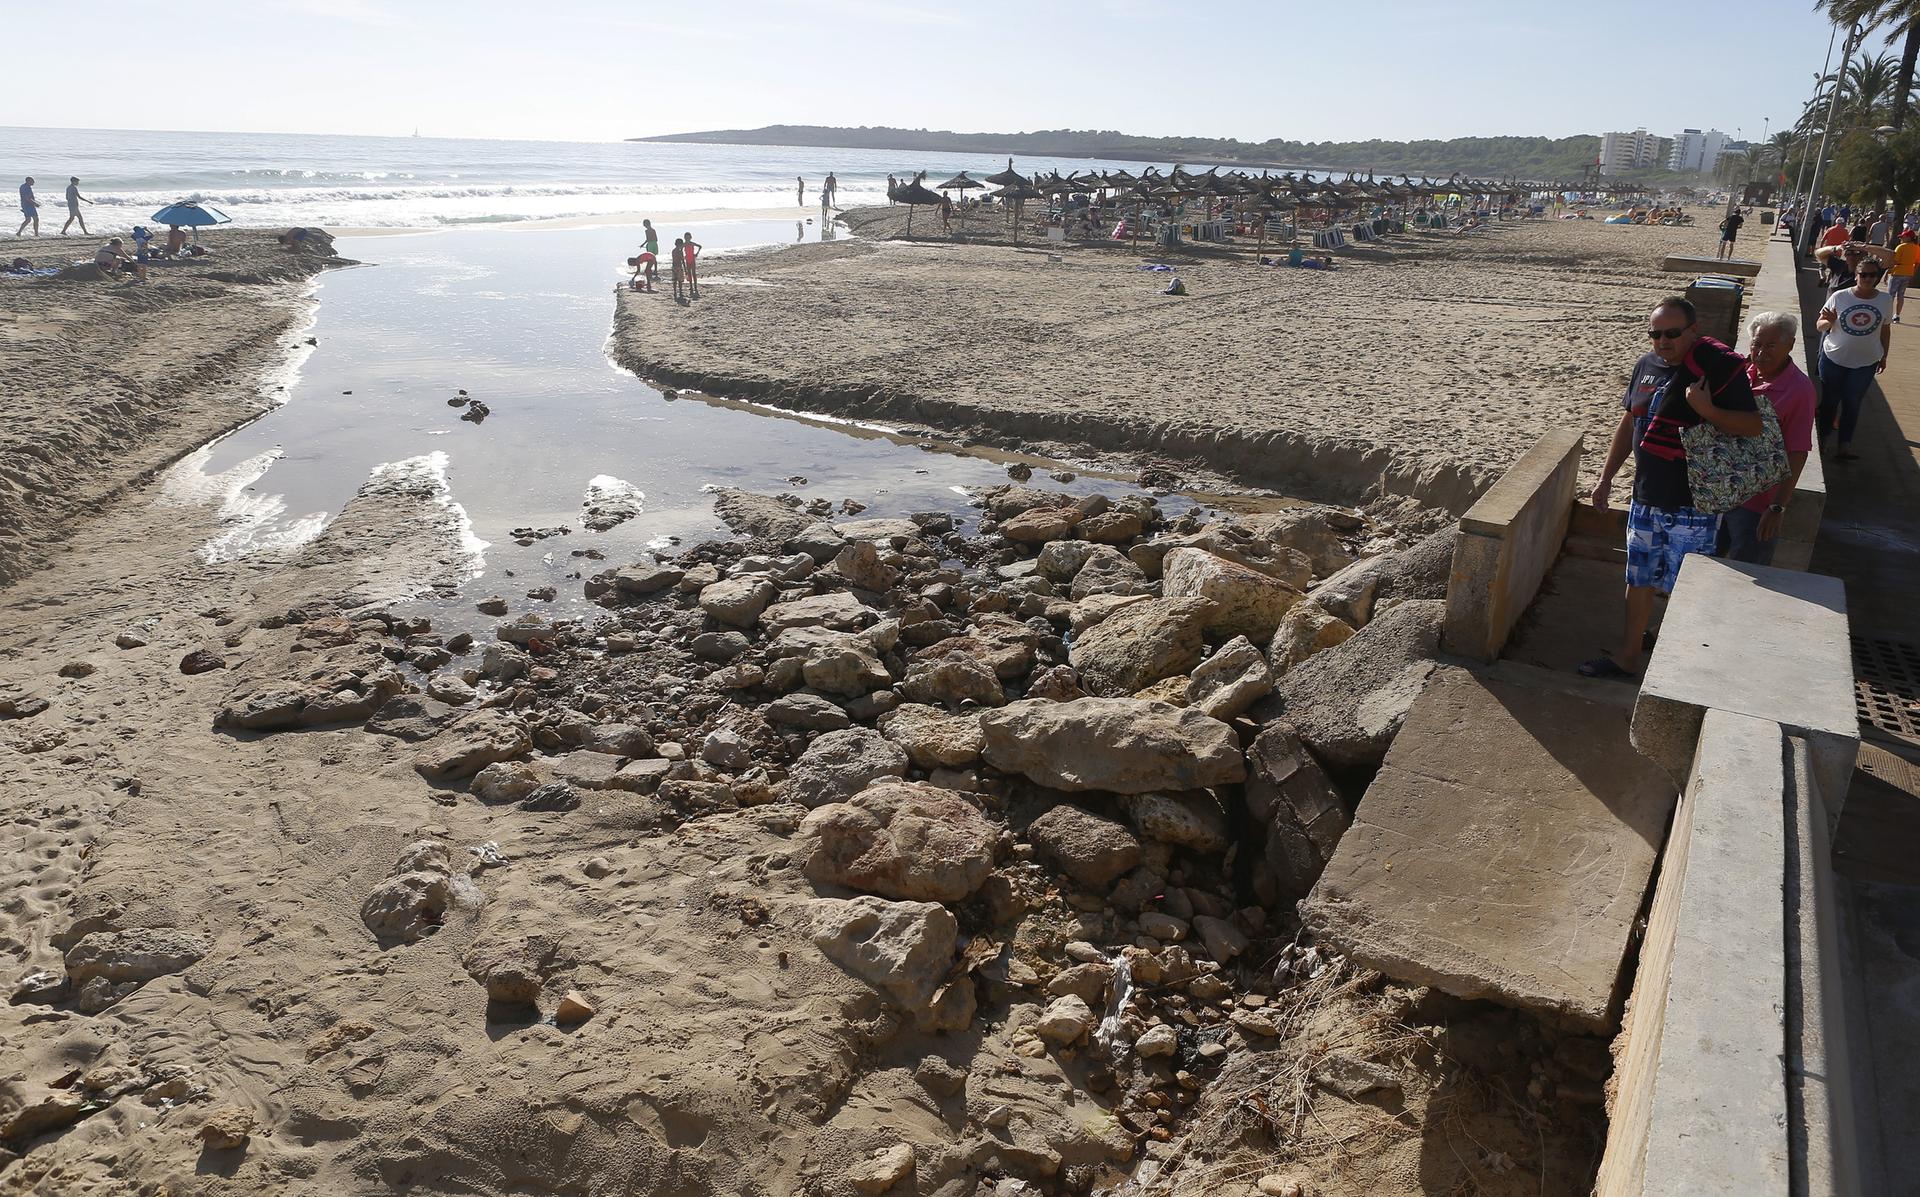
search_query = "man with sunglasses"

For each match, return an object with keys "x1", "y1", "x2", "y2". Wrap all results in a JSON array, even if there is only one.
[{"x1": 1583, "y1": 297, "x2": 1763, "y2": 680}]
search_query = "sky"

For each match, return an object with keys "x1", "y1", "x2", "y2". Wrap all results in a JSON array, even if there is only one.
[{"x1": 0, "y1": 0, "x2": 1898, "y2": 146}]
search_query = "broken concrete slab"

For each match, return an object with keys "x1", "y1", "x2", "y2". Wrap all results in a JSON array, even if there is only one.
[
  {"x1": 1631, "y1": 557, "x2": 1856, "y2": 829},
  {"x1": 1300, "y1": 665, "x2": 1675, "y2": 1033}
]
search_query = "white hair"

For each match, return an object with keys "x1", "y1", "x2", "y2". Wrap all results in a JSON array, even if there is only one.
[{"x1": 1748, "y1": 310, "x2": 1798, "y2": 341}]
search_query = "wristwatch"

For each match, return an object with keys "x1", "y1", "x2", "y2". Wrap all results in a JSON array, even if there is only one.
[{"x1": 1767, "y1": 504, "x2": 1786, "y2": 513}]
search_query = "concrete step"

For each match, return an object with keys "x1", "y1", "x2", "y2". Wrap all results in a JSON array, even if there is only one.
[{"x1": 1563, "y1": 534, "x2": 1626, "y2": 564}]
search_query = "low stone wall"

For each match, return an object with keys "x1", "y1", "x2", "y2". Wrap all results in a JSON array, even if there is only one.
[
  {"x1": 1440, "y1": 428, "x2": 1584, "y2": 661},
  {"x1": 1596, "y1": 552, "x2": 1865, "y2": 1195}
]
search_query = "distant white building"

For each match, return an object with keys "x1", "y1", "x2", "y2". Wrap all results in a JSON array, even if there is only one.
[
  {"x1": 1668, "y1": 129, "x2": 1730, "y2": 174},
  {"x1": 1599, "y1": 129, "x2": 1662, "y2": 175}
]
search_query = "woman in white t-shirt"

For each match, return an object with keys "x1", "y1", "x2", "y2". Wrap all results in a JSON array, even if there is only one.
[{"x1": 1816, "y1": 256, "x2": 1895, "y2": 460}]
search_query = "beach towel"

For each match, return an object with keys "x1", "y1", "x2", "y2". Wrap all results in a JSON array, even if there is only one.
[
  {"x1": 1136, "y1": 264, "x2": 1172, "y2": 272},
  {"x1": 1, "y1": 266, "x2": 60, "y2": 278}
]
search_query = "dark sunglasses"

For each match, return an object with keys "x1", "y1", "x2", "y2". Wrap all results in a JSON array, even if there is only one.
[{"x1": 1647, "y1": 324, "x2": 1693, "y2": 341}]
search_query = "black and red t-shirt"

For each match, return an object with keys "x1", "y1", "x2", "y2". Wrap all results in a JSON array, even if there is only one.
[{"x1": 1624, "y1": 337, "x2": 1757, "y2": 510}]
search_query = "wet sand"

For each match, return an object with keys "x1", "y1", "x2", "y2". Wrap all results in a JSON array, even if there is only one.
[
  {"x1": 0, "y1": 228, "x2": 347, "y2": 585},
  {"x1": 613, "y1": 206, "x2": 1735, "y2": 511}
]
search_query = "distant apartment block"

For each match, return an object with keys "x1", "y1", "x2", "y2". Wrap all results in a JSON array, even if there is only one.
[
  {"x1": 1599, "y1": 129, "x2": 1662, "y2": 175},
  {"x1": 1669, "y1": 129, "x2": 1730, "y2": 174}
]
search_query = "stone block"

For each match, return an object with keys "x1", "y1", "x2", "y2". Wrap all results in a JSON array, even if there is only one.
[
  {"x1": 1301, "y1": 666, "x2": 1675, "y2": 1033},
  {"x1": 1631, "y1": 557, "x2": 1857, "y2": 829}
]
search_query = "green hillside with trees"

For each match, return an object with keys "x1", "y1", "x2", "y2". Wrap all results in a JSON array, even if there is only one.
[{"x1": 637, "y1": 124, "x2": 1611, "y2": 179}]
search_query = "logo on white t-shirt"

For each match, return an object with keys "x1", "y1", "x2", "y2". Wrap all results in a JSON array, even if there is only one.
[{"x1": 1839, "y1": 299, "x2": 1883, "y2": 336}]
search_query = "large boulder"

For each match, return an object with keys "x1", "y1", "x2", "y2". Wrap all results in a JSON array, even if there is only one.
[
  {"x1": 1245, "y1": 722, "x2": 1351, "y2": 906},
  {"x1": 1162, "y1": 548, "x2": 1304, "y2": 641},
  {"x1": 1069, "y1": 597, "x2": 1212, "y2": 697},
  {"x1": 713, "y1": 487, "x2": 813, "y2": 542},
  {"x1": 763, "y1": 591, "x2": 875, "y2": 633},
  {"x1": 897, "y1": 654, "x2": 1005, "y2": 709},
  {"x1": 1308, "y1": 556, "x2": 1386, "y2": 628},
  {"x1": 785, "y1": 727, "x2": 909, "y2": 807},
  {"x1": 800, "y1": 637, "x2": 892, "y2": 698},
  {"x1": 802, "y1": 781, "x2": 997, "y2": 901},
  {"x1": 413, "y1": 710, "x2": 531, "y2": 781},
  {"x1": 1002, "y1": 507, "x2": 1080, "y2": 545},
  {"x1": 1120, "y1": 791, "x2": 1229, "y2": 854},
  {"x1": 1026, "y1": 805, "x2": 1141, "y2": 888},
  {"x1": 1240, "y1": 505, "x2": 1362, "y2": 577},
  {"x1": 699, "y1": 576, "x2": 779, "y2": 628},
  {"x1": 1068, "y1": 548, "x2": 1150, "y2": 600},
  {"x1": 978, "y1": 698, "x2": 1245, "y2": 794},
  {"x1": 979, "y1": 485, "x2": 1076, "y2": 520},
  {"x1": 1261, "y1": 599, "x2": 1444, "y2": 769},
  {"x1": 1268, "y1": 599, "x2": 1356, "y2": 675},
  {"x1": 1185, "y1": 636, "x2": 1273, "y2": 721},
  {"x1": 830, "y1": 540, "x2": 900, "y2": 593},
  {"x1": 1129, "y1": 526, "x2": 1313, "y2": 588},
  {"x1": 804, "y1": 895, "x2": 959, "y2": 1009},
  {"x1": 612, "y1": 561, "x2": 684, "y2": 596},
  {"x1": 1036, "y1": 541, "x2": 1105, "y2": 585},
  {"x1": 878, "y1": 703, "x2": 984, "y2": 769}
]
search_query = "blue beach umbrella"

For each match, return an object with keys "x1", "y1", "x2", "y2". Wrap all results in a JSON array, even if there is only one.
[{"x1": 150, "y1": 200, "x2": 232, "y2": 244}]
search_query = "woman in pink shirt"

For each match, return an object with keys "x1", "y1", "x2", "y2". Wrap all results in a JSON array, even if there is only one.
[{"x1": 1719, "y1": 310, "x2": 1815, "y2": 565}]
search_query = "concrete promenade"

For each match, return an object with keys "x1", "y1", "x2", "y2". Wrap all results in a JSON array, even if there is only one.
[{"x1": 1791, "y1": 225, "x2": 1920, "y2": 1194}]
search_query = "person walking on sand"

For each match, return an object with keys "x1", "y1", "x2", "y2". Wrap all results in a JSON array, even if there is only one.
[
  {"x1": 1715, "y1": 209, "x2": 1743, "y2": 260},
  {"x1": 670, "y1": 236, "x2": 686, "y2": 301},
  {"x1": 16, "y1": 177, "x2": 39, "y2": 236},
  {"x1": 887, "y1": 175, "x2": 897, "y2": 205},
  {"x1": 61, "y1": 177, "x2": 94, "y2": 236},
  {"x1": 1582, "y1": 297, "x2": 1763, "y2": 680},
  {"x1": 1816, "y1": 252, "x2": 1894, "y2": 461},
  {"x1": 681, "y1": 231, "x2": 702, "y2": 298},
  {"x1": 797, "y1": 176, "x2": 806, "y2": 207}
]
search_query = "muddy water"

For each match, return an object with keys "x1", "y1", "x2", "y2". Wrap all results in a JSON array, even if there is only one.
[{"x1": 160, "y1": 218, "x2": 1214, "y2": 627}]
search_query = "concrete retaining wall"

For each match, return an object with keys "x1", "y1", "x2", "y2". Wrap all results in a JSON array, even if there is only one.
[
  {"x1": 1597, "y1": 548, "x2": 1864, "y2": 1194},
  {"x1": 1440, "y1": 428, "x2": 1583, "y2": 661}
]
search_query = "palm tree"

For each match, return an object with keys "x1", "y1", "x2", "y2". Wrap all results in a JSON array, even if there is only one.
[
  {"x1": 1846, "y1": 51, "x2": 1899, "y2": 121},
  {"x1": 1817, "y1": 0, "x2": 1920, "y2": 128}
]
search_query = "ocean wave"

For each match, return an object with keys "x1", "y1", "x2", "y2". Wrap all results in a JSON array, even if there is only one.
[{"x1": 90, "y1": 181, "x2": 840, "y2": 206}]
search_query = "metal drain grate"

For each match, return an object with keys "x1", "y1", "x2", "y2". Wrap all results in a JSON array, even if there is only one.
[{"x1": 1851, "y1": 635, "x2": 1920, "y2": 741}]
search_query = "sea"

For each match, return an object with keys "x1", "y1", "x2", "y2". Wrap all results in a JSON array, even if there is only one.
[
  {"x1": 1, "y1": 127, "x2": 1210, "y2": 626},
  {"x1": 0, "y1": 125, "x2": 1181, "y2": 229}
]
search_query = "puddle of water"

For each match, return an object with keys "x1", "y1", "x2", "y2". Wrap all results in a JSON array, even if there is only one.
[{"x1": 158, "y1": 218, "x2": 1224, "y2": 630}]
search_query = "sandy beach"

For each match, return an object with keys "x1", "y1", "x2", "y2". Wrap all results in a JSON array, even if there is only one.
[
  {"x1": 615, "y1": 207, "x2": 1733, "y2": 512},
  {"x1": 0, "y1": 196, "x2": 1740, "y2": 1197},
  {"x1": 0, "y1": 229, "x2": 347, "y2": 585}
]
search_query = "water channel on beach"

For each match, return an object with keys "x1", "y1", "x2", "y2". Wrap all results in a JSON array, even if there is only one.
[{"x1": 158, "y1": 216, "x2": 1218, "y2": 625}]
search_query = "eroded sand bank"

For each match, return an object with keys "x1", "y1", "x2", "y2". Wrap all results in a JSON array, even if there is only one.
[
  {"x1": 613, "y1": 207, "x2": 1730, "y2": 512},
  {"x1": 0, "y1": 229, "x2": 349, "y2": 585}
]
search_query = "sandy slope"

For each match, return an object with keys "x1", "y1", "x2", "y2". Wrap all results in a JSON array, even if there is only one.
[
  {"x1": 0, "y1": 229, "x2": 346, "y2": 587},
  {"x1": 615, "y1": 208, "x2": 1734, "y2": 512}
]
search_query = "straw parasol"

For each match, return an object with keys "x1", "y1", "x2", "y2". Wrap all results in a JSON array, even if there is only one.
[
  {"x1": 936, "y1": 171, "x2": 983, "y2": 237},
  {"x1": 988, "y1": 181, "x2": 1044, "y2": 244},
  {"x1": 895, "y1": 172, "x2": 945, "y2": 234}
]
